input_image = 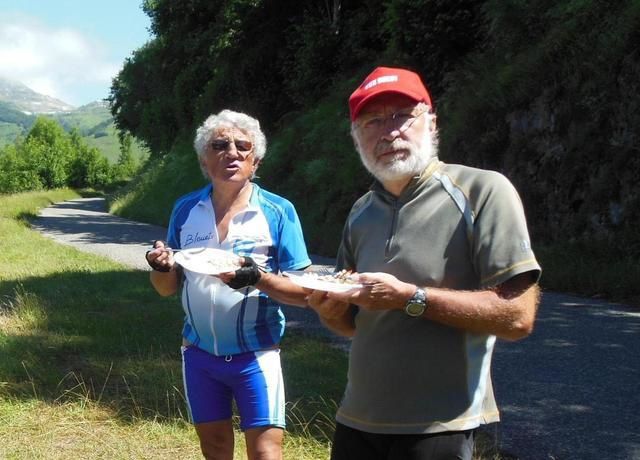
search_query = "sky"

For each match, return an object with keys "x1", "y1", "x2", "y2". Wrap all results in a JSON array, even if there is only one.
[{"x1": 0, "y1": 1, "x2": 152, "y2": 107}]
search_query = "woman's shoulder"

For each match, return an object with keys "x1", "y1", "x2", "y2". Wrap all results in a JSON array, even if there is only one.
[
  {"x1": 172, "y1": 184, "x2": 211, "y2": 213},
  {"x1": 252, "y1": 183, "x2": 297, "y2": 211}
]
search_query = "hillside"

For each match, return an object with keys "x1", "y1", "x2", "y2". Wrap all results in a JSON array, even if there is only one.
[
  {"x1": 51, "y1": 102, "x2": 148, "y2": 163},
  {"x1": 0, "y1": 100, "x2": 34, "y2": 145},
  {"x1": 0, "y1": 81, "x2": 148, "y2": 163}
]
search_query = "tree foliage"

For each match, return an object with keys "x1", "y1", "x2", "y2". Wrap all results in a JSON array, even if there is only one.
[
  {"x1": 109, "y1": 0, "x2": 640, "y2": 257},
  {"x1": 108, "y1": 1, "x2": 487, "y2": 253},
  {"x1": 0, "y1": 117, "x2": 130, "y2": 194}
]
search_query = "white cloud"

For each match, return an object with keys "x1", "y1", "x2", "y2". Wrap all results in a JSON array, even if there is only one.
[{"x1": 0, "y1": 14, "x2": 122, "y2": 105}]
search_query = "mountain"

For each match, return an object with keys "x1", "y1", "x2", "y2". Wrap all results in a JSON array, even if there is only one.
[
  {"x1": 0, "y1": 82, "x2": 147, "y2": 163},
  {"x1": 0, "y1": 77, "x2": 75, "y2": 114}
]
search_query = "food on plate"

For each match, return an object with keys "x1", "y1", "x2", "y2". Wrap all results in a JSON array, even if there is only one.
[
  {"x1": 173, "y1": 248, "x2": 242, "y2": 275},
  {"x1": 302, "y1": 269, "x2": 358, "y2": 285},
  {"x1": 207, "y1": 255, "x2": 241, "y2": 272}
]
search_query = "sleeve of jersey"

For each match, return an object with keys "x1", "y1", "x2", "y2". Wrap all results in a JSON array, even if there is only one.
[
  {"x1": 276, "y1": 203, "x2": 312, "y2": 271},
  {"x1": 166, "y1": 200, "x2": 186, "y2": 249},
  {"x1": 472, "y1": 173, "x2": 542, "y2": 288}
]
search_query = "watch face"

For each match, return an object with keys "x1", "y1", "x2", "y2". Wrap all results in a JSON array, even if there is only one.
[{"x1": 405, "y1": 301, "x2": 426, "y2": 317}]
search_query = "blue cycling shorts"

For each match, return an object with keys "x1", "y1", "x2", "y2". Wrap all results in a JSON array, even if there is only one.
[{"x1": 181, "y1": 346, "x2": 285, "y2": 431}]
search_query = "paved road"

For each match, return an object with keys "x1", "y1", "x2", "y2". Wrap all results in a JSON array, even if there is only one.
[
  {"x1": 31, "y1": 197, "x2": 342, "y2": 340},
  {"x1": 33, "y1": 198, "x2": 640, "y2": 460}
]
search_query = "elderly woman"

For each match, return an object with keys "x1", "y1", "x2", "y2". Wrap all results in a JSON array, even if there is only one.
[{"x1": 146, "y1": 109, "x2": 311, "y2": 460}]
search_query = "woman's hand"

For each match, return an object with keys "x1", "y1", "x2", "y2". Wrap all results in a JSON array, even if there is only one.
[
  {"x1": 145, "y1": 240, "x2": 175, "y2": 272},
  {"x1": 219, "y1": 256, "x2": 262, "y2": 289}
]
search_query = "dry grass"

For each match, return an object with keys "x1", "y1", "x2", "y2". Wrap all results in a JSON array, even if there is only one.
[
  {"x1": 0, "y1": 399, "x2": 201, "y2": 459},
  {"x1": 0, "y1": 397, "x2": 334, "y2": 459}
]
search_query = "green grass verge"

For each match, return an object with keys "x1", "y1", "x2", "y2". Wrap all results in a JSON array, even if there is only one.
[
  {"x1": 536, "y1": 241, "x2": 640, "y2": 305},
  {"x1": 0, "y1": 190, "x2": 341, "y2": 459}
]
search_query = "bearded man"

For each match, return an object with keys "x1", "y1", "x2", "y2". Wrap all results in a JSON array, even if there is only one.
[{"x1": 307, "y1": 67, "x2": 542, "y2": 460}]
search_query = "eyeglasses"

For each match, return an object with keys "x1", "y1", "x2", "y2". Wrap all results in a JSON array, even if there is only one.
[
  {"x1": 210, "y1": 138, "x2": 253, "y2": 152},
  {"x1": 357, "y1": 107, "x2": 428, "y2": 136}
]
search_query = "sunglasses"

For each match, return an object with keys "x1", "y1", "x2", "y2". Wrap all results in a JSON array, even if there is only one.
[{"x1": 210, "y1": 138, "x2": 253, "y2": 152}]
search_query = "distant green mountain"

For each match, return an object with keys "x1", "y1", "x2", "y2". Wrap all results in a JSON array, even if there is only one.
[
  {"x1": 0, "y1": 100, "x2": 34, "y2": 144},
  {"x1": 49, "y1": 101, "x2": 148, "y2": 163},
  {"x1": 0, "y1": 99, "x2": 148, "y2": 164}
]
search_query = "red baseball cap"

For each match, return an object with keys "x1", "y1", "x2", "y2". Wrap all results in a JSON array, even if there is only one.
[{"x1": 348, "y1": 66, "x2": 433, "y2": 121}]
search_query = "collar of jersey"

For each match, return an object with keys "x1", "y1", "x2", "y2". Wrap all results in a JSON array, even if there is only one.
[
  {"x1": 196, "y1": 182, "x2": 261, "y2": 212},
  {"x1": 371, "y1": 158, "x2": 441, "y2": 202}
]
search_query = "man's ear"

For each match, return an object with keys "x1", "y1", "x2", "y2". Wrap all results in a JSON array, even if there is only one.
[
  {"x1": 253, "y1": 158, "x2": 261, "y2": 169},
  {"x1": 429, "y1": 115, "x2": 437, "y2": 133}
]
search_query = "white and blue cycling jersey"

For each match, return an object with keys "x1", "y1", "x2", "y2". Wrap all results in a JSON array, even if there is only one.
[{"x1": 166, "y1": 183, "x2": 311, "y2": 356}]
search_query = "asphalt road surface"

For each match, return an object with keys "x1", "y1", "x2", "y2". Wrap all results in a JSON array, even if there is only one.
[{"x1": 32, "y1": 198, "x2": 640, "y2": 460}]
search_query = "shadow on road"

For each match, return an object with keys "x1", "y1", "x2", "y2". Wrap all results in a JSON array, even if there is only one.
[{"x1": 493, "y1": 292, "x2": 640, "y2": 459}]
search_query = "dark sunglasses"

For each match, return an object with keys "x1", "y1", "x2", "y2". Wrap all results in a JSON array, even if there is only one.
[{"x1": 210, "y1": 138, "x2": 253, "y2": 152}]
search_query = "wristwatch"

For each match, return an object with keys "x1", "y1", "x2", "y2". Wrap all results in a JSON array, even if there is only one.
[{"x1": 404, "y1": 287, "x2": 427, "y2": 317}]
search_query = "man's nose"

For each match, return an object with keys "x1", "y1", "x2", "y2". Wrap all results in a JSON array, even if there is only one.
[{"x1": 380, "y1": 123, "x2": 403, "y2": 141}]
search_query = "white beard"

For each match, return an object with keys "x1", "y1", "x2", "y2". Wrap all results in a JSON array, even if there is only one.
[{"x1": 357, "y1": 127, "x2": 437, "y2": 183}]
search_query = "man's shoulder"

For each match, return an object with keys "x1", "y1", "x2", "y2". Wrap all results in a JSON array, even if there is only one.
[
  {"x1": 439, "y1": 162, "x2": 515, "y2": 193},
  {"x1": 346, "y1": 191, "x2": 376, "y2": 223},
  {"x1": 441, "y1": 162, "x2": 507, "y2": 180}
]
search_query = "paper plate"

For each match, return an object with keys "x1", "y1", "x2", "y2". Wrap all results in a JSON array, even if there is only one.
[
  {"x1": 174, "y1": 247, "x2": 242, "y2": 275},
  {"x1": 284, "y1": 270, "x2": 363, "y2": 293}
]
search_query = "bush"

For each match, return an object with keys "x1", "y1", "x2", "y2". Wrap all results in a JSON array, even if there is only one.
[
  {"x1": 0, "y1": 145, "x2": 44, "y2": 194},
  {"x1": 0, "y1": 117, "x2": 121, "y2": 193}
]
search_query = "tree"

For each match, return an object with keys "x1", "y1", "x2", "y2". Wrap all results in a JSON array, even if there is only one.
[
  {"x1": 0, "y1": 144, "x2": 43, "y2": 193},
  {"x1": 114, "y1": 132, "x2": 138, "y2": 180},
  {"x1": 24, "y1": 117, "x2": 75, "y2": 188}
]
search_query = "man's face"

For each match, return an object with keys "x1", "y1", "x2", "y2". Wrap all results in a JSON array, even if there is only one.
[
  {"x1": 352, "y1": 94, "x2": 436, "y2": 183},
  {"x1": 200, "y1": 126, "x2": 258, "y2": 183}
]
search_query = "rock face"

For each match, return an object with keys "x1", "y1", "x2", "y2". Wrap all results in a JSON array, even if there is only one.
[
  {"x1": 446, "y1": 51, "x2": 640, "y2": 253},
  {"x1": 0, "y1": 77, "x2": 75, "y2": 114}
]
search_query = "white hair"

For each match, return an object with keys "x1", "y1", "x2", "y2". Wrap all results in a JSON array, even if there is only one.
[{"x1": 194, "y1": 109, "x2": 267, "y2": 162}]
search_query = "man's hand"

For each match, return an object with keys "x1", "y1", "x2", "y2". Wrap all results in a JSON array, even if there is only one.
[
  {"x1": 327, "y1": 272, "x2": 415, "y2": 311},
  {"x1": 307, "y1": 289, "x2": 356, "y2": 337},
  {"x1": 307, "y1": 290, "x2": 352, "y2": 319},
  {"x1": 146, "y1": 240, "x2": 175, "y2": 272}
]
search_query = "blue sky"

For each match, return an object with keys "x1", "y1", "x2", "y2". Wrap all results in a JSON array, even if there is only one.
[{"x1": 0, "y1": 1, "x2": 152, "y2": 106}]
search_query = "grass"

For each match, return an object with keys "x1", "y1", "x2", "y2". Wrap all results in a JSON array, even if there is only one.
[
  {"x1": 0, "y1": 189, "x2": 344, "y2": 459},
  {"x1": 0, "y1": 189, "x2": 505, "y2": 459},
  {"x1": 536, "y1": 241, "x2": 640, "y2": 306}
]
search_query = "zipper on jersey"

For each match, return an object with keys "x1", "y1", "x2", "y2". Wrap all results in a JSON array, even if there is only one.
[{"x1": 384, "y1": 199, "x2": 400, "y2": 260}]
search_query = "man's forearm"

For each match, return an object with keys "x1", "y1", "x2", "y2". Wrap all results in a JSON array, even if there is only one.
[{"x1": 424, "y1": 276, "x2": 540, "y2": 341}]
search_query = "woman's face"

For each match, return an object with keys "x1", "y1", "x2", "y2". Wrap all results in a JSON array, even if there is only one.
[{"x1": 200, "y1": 126, "x2": 259, "y2": 184}]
